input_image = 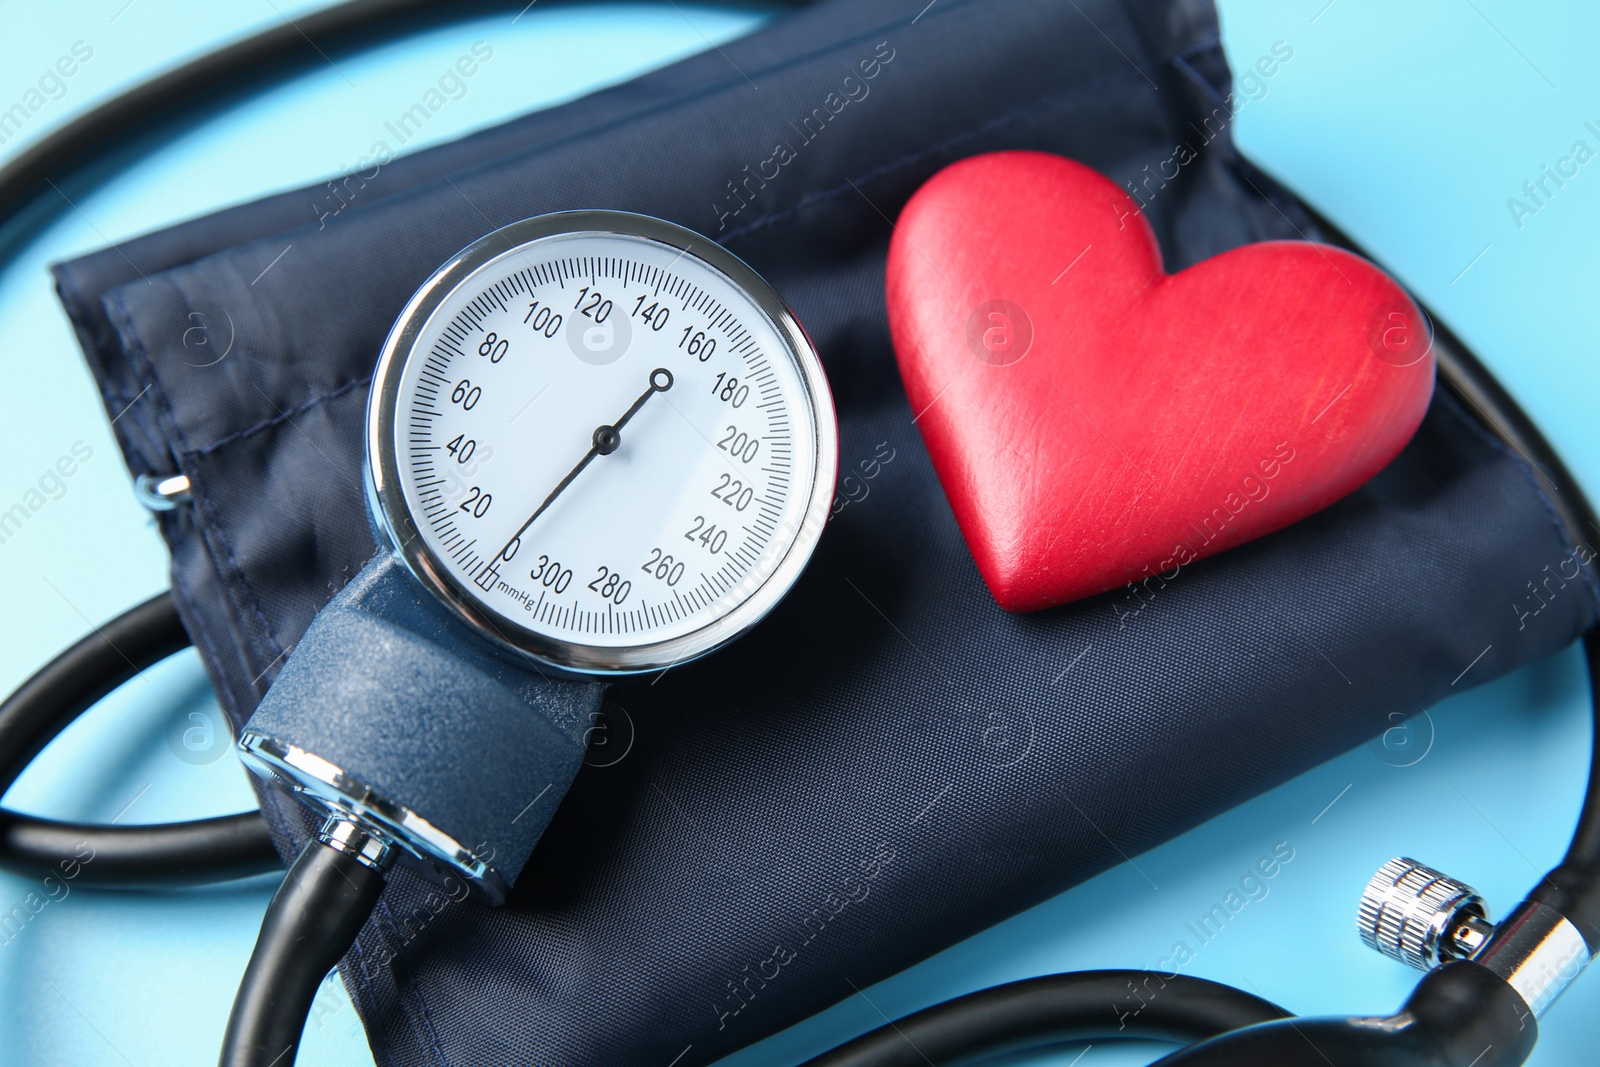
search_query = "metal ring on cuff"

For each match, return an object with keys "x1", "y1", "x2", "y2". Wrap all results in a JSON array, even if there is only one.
[
  {"x1": 133, "y1": 472, "x2": 193, "y2": 510},
  {"x1": 237, "y1": 730, "x2": 508, "y2": 904}
]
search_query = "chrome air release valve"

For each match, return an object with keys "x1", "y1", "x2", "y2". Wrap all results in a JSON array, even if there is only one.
[
  {"x1": 1357, "y1": 857, "x2": 1592, "y2": 1021},
  {"x1": 1358, "y1": 857, "x2": 1493, "y2": 970}
]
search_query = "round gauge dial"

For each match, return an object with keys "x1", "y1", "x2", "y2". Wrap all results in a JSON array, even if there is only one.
[{"x1": 368, "y1": 212, "x2": 836, "y2": 674}]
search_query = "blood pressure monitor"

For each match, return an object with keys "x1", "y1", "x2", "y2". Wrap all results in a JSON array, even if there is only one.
[
  {"x1": 236, "y1": 211, "x2": 837, "y2": 902},
  {"x1": 371, "y1": 210, "x2": 837, "y2": 673}
]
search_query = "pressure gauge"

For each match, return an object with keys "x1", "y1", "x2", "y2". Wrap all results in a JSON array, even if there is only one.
[{"x1": 368, "y1": 211, "x2": 837, "y2": 674}]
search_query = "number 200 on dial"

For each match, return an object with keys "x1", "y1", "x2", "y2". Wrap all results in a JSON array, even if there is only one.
[{"x1": 367, "y1": 212, "x2": 838, "y2": 674}]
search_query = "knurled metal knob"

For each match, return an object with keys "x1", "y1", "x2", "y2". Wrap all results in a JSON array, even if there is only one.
[{"x1": 1358, "y1": 857, "x2": 1493, "y2": 970}]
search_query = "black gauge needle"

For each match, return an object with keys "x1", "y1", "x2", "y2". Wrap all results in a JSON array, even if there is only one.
[{"x1": 495, "y1": 367, "x2": 674, "y2": 562}]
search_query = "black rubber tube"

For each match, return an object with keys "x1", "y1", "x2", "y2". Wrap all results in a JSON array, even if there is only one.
[
  {"x1": 217, "y1": 837, "x2": 387, "y2": 1067},
  {"x1": 1148, "y1": 958, "x2": 1542, "y2": 1067},
  {"x1": 1530, "y1": 628, "x2": 1600, "y2": 953},
  {"x1": 1562, "y1": 630, "x2": 1600, "y2": 868},
  {"x1": 0, "y1": 0, "x2": 813, "y2": 249},
  {"x1": 0, "y1": 810, "x2": 276, "y2": 888},
  {"x1": 798, "y1": 971, "x2": 1291, "y2": 1067},
  {"x1": 0, "y1": 591, "x2": 281, "y2": 885},
  {"x1": 0, "y1": 0, "x2": 478, "y2": 241},
  {"x1": 0, "y1": 592, "x2": 189, "y2": 787}
]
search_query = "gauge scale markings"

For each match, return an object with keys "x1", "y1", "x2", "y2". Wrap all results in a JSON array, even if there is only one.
[{"x1": 396, "y1": 237, "x2": 810, "y2": 651}]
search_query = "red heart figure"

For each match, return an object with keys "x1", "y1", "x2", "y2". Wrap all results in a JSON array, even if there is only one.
[{"x1": 886, "y1": 152, "x2": 1434, "y2": 612}]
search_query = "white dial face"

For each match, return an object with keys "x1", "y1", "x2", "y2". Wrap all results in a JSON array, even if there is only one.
[{"x1": 386, "y1": 227, "x2": 825, "y2": 662}]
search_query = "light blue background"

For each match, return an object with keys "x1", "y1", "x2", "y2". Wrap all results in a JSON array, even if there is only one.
[{"x1": 0, "y1": 2, "x2": 1596, "y2": 1065}]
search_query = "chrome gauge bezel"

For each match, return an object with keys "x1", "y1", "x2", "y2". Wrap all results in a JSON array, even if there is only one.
[{"x1": 367, "y1": 210, "x2": 837, "y2": 675}]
